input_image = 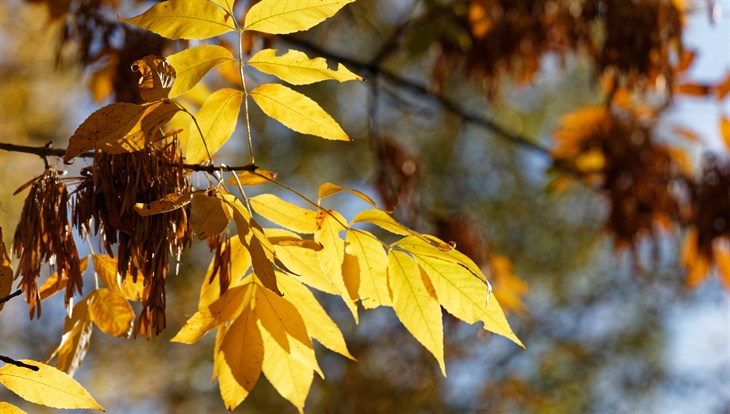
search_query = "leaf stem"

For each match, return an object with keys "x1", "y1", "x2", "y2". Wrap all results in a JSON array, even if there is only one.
[{"x1": 238, "y1": 29, "x2": 256, "y2": 166}]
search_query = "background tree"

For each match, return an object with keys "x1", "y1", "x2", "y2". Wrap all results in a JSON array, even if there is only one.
[{"x1": 1, "y1": 0, "x2": 729, "y2": 413}]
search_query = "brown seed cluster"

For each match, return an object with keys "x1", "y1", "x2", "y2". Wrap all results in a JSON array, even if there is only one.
[
  {"x1": 12, "y1": 169, "x2": 82, "y2": 318},
  {"x1": 686, "y1": 157, "x2": 730, "y2": 265},
  {"x1": 73, "y1": 140, "x2": 193, "y2": 336}
]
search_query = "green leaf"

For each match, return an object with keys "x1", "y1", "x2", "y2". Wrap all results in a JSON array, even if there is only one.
[
  {"x1": 248, "y1": 48, "x2": 362, "y2": 85},
  {"x1": 167, "y1": 45, "x2": 235, "y2": 98},
  {"x1": 251, "y1": 83, "x2": 350, "y2": 141},
  {"x1": 244, "y1": 0, "x2": 356, "y2": 34},
  {"x1": 120, "y1": 0, "x2": 236, "y2": 40},
  {"x1": 187, "y1": 88, "x2": 243, "y2": 164}
]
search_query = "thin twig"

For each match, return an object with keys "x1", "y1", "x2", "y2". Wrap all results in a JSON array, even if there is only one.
[
  {"x1": 0, "y1": 355, "x2": 40, "y2": 371},
  {"x1": 0, "y1": 289, "x2": 22, "y2": 306}
]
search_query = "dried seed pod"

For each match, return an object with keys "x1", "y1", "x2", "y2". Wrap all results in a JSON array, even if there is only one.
[{"x1": 13, "y1": 168, "x2": 82, "y2": 318}]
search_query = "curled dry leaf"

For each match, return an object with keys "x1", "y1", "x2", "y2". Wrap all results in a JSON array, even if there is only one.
[{"x1": 132, "y1": 55, "x2": 176, "y2": 102}]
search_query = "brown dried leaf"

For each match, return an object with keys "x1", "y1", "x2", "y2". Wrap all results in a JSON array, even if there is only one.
[
  {"x1": 190, "y1": 193, "x2": 233, "y2": 239},
  {"x1": 132, "y1": 55, "x2": 176, "y2": 102},
  {"x1": 134, "y1": 192, "x2": 193, "y2": 216}
]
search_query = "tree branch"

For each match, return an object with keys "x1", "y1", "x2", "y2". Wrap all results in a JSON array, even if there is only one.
[
  {"x1": 0, "y1": 289, "x2": 22, "y2": 306},
  {"x1": 0, "y1": 354, "x2": 39, "y2": 371}
]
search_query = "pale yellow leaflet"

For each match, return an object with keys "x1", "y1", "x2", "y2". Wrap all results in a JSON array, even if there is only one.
[
  {"x1": 343, "y1": 229, "x2": 391, "y2": 309},
  {"x1": 388, "y1": 250, "x2": 446, "y2": 376},
  {"x1": 87, "y1": 288, "x2": 135, "y2": 338},
  {"x1": 315, "y1": 209, "x2": 358, "y2": 321},
  {"x1": 318, "y1": 182, "x2": 378, "y2": 207},
  {"x1": 251, "y1": 83, "x2": 350, "y2": 141},
  {"x1": 244, "y1": 0, "x2": 356, "y2": 34},
  {"x1": 248, "y1": 48, "x2": 362, "y2": 85},
  {"x1": 485, "y1": 292, "x2": 524, "y2": 348},
  {"x1": 250, "y1": 193, "x2": 317, "y2": 233},
  {"x1": 187, "y1": 88, "x2": 242, "y2": 164},
  {"x1": 121, "y1": 0, "x2": 236, "y2": 40},
  {"x1": 167, "y1": 45, "x2": 234, "y2": 98}
]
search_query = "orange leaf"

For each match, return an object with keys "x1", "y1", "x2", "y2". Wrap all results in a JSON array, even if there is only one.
[
  {"x1": 715, "y1": 72, "x2": 730, "y2": 100},
  {"x1": 676, "y1": 82, "x2": 711, "y2": 97},
  {"x1": 720, "y1": 116, "x2": 730, "y2": 151}
]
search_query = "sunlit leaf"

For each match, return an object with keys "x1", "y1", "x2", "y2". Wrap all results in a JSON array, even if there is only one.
[
  {"x1": 190, "y1": 193, "x2": 233, "y2": 239},
  {"x1": 274, "y1": 244, "x2": 337, "y2": 294},
  {"x1": 199, "y1": 235, "x2": 251, "y2": 310},
  {"x1": 167, "y1": 45, "x2": 234, "y2": 98},
  {"x1": 351, "y1": 209, "x2": 412, "y2": 236},
  {"x1": 343, "y1": 229, "x2": 391, "y2": 309},
  {"x1": 248, "y1": 48, "x2": 362, "y2": 85},
  {"x1": 131, "y1": 55, "x2": 175, "y2": 102},
  {"x1": 250, "y1": 193, "x2": 317, "y2": 233},
  {"x1": 226, "y1": 195, "x2": 282, "y2": 296},
  {"x1": 315, "y1": 209, "x2": 358, "y2": 321},
  {"x1": 225, "y1": 169, "x2": 277, "y2": 186},
  {"x1": 87, "y1": 288, "x2": 135, "y2": 338},
  {"x1": 251, "y1": 83, "x2": 349, "y2": 141},
  {"x1": 244, "y1": 0, "x2": 356, "y2": 34},
  {"x1": 47, "y1": 296, "x2": 93, "y2": 375},
  {"x1": 133, "y1": 192, "x2": 193, "y2": 217},
  {"x1": 387, "y1": 250, "x2": 445, "y2": 376},
  {"x1": 485, "y1": 292, "x2": 524, "y2": 348},
  {"x1": 215, "y1": 291, "x2": 261, "y2": 411},
  {"x1": 92, "y1": 255, "x2": 144, "y2": 301},
  {"x1": 278, "y1": 272, "x2": 355, "y2": 359},
  {"x1": 0, "y1": 360, "x2": 104, "y2": 411},
  {"x1": 721, "y1": 116, "x2": 730, "y2": 151},
  {"x1": 0, "y1": 402, "x2": 26, "y2": 414},
  {"x1": 186, "y1": 88, "x2": 243, "y2": 164},
  {"x1": 64, "y1": 101, "x2": 180, "y2": 161},
  {"x1": 258, "y1": 320, "x2": 313, "y2": 413},
  {"x1": 395, "y1": 235, "x2": 486, "y2": 282},
  {"x1": 318, "y1": 182, "x2": 378, "y2": 207},
  {"x1": 120, "y1": 0, "x2": 236, "y2": 40}
]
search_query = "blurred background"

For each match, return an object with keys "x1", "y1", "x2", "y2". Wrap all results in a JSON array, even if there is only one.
[{"x1": 1, "y1": 0, "x2": 729, "y2": 413}]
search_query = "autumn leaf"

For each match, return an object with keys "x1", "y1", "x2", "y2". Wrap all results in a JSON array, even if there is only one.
[
  {"x1": 225, "y1": 169, "x2": 277, "y2": 186},
  {"x1": 318, "y1": 182, "x2": 378, "y2": 207},
  {"x1": 395, "y1": 235, "x2": 486, "y2": 282},
  {"x1": 244, "y1": 0, "x2": 356, "y2": 35},
  {"x1": 120, "y1": 0, "x2": 236, "y2": 40},
  {"x1": 273, "y1": 243, "x2": 338, "y2": 294},
  {"x1": 715, "y1": 72, "x2": 730, "y2": 100},
  {"x1": 248, "y1": 48, "x2": 362, "y2": 85},
  {"x1": 215, "y1": 289, "x2": 261, "y2": 410},
  {"x1": 87, "y1": 288, "x2": 135, "y2": 337},
  {"x1": 39, "y1": 257, "x2": 90, "y2": 301},
  {"x1": 133, "y1": 192, "x2": 193, "y2": 217},
  {"x1": 92, "y1": 255, "x2": 144, "y2": 301},
  {"x1": 131, "y1": 55, "x2": 175, "y2": 102},
  {"x1": 64, "y1": 101, "x2": 180, "y2": 161},
  {"x1": 485, "y1": 293, "x2": 524, "y2": 348},
  {"x1": 0, "y1": 402, "x2": 26, "y2": 414},
  {"x1": 167, "y1": 45, "x2": 234, "y2": 98},
  {"x1": 277, "y1": 272, "x2": 354, "y2": 359},
  {"x1": 190, "y1": 193, "x2": 234, "y2": 239},
  {"x1": 48, "y1": 297, "x2": 93, "y2": 375},
  {"x1": 721, "y1": 116, "x2": 730, "y2": 151},
  {"x1": 387, "y1": 250, "x2": 446, "y2": 376},
  {"x1": 186, "y1": 88, "x2": 243, "y2": 164},
  {"x1": 315, "y1": 209, "x2": 358, "y2": 320},
  {"x1": 0, "y1": 360, "x2": 104, "y2": 411},
  {"x1": 343, "y1": 229, "x2": 391, "y2": 309},
  {"x1": 250, "y1": 193, "x2": 317, "y2": 233},
  {"x1": 1, "y1": 226, "x2": 15, "y2": 311},
  {"x1": 251, "y1": 83, "x2": 350, "y2": 141},
  {"x1": 351, "y1": 209, "x2": 413, "y2": 236},
  {"x1": 198, "y1": 235, "x2": 252, "y2": 309}
]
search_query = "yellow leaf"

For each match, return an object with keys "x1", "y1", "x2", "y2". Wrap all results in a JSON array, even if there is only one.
[
  {"x1": 1, "y1": 227, "x2": 15, "y2": 311},
  {"x1": 395, "y1": 235, "x2": 486, "y2": 282},
  {"x1": 388, "y1": 250, "x2": 445, "y2": 376},
  {"x1": 274, "y1": 244, "x2": 338, "y2": 294},
  {"x1": 87, "y1": 288, "x2": 135, "y2": 338},
  {"x1": 91, "y1": 255, "x2": 144, "y2": 301},
  {"x1": 258, "y1": 320, "x2": 313, "y2": 413},
  {"x1": 251, "y1": 83, "x2": 349, "y2": 141},
  {"x1": 167, "y1": 45, "x2": 234, "y2": 98},
  {"x1": 278, "y1": 272, "x2": 354, "y2": 359},
  {"x1": 225, "y1": 169, "x2": 277, "y2": 186},
  {"x1": 415, "y1": 255, "x2": 489, "y2": 324},
  {"x1": 254, "y1": 282, "x2": 321, "y2": 375},
  {"x1": 64, "y1": 101, "x2": 180, "y2": 161},
  {"x1": 120, "y1": 0, "x2": 236, "y2": 40},
  {"x1": 315, "y1": 209, "x2": 358, "y2": 321},
  {"x1": 88, "y1": 53, "x2": 117, "y2": 103},
  {"x1": 186, "y1": 88, "x2": 243, "y2": 164},
  {"x1": 343, "y1": 229, "x2": 391, "y2": 309},
  {"x1": 131, "y1": 55, "x2": 175, "y2": 102},
  {"x1": 190, "y1": 193, "x2": 234, "y2": 239},
  {"x1": 226, "y1": 195, "x2": 282, "y2": 296},
  {"x1": 351, "y1": 209, "x2": 412, "y2": 236},
  {"x1": 39, "y1": 258, "x2": 88, "y2": 301},
  {"x1": 318, "y1": 182, "x2": 378, "y2": 207},
  {"x1": 172, "y1": 282, "x2": 252, "y2": 344},
  {"x1": 133, "y1": 192, "x2": 193, "y2": 216},
  {"x1": 0, "y1": 402, "x2": 26, "y2": 414},
  {"x1": 48, "y1": 297, "x2": 93, "y2": 375},
  {"x1": 244, "y1": 0, "x2": 356, "y2": 35},
  {"x1": 215, "y1": 293, "x2": 261, "y2": 410},
  {"x1": 0, "y1": 360, "x2": 104, "y2": 411},
  {"x1": 485, "y1": 293, "x2": 524, "y2": 348},
  {"x1": 248, "y1": 48, "x2": 362, "y2": 85},
  {"x1": 250, "y1": 193, "x2": 317, "y2": 233}
]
